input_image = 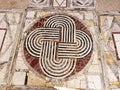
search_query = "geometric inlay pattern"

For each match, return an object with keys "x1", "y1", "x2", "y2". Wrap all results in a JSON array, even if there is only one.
[
  {"x1": 53, "y1": 0, "x2": 67, "y2": 7},
  {"x1": 24, "y1": 14, "x2": 93, "y2": 79},
  {"x1": 72, "y1": 0, "x2": 94, "y2": 8}
]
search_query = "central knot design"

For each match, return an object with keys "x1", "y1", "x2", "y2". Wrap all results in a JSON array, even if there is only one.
[{"x1": 24, "y1": 14, "x2": 93, "y2": 79}]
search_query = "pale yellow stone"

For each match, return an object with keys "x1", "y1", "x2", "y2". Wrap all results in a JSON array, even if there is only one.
[
  {"x1": 100, "y1": 16, "x2": 105, "y2": 26},
  {"x1": 115, "y1": 16, "x2": 120, "y2": 21},
  {"x1": 36, "y1": 11, "x2": 41, "y2": 18},
  {"x1": 46, "y1": 82, "x2": 52, "y2": 87},
  {"x1": 27, "y1": 71, "x2": 46, "y2": 86},
  {"x1": 102, "y1": 30, "x2": 109, "y2": 41},
  {"x1": 102, "y1": 30, "x2": 105, "y2": 40},
  {"x1": 37, "y1": 11, "x2": 49, "y2": 17},
  {"x1": 85, "y1": 20, "x2": 94, "y2": 27},
  {"x1": 110, "y1": 81, "x2": 120, "y2": 85},
  {"x1": 105, "y1": 52, "x2": 116, "y2": 65}
]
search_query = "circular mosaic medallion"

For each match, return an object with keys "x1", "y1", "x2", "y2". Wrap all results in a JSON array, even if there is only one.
[{"x1": 24, "y1": 14, "x2": 93, "y2": 79}]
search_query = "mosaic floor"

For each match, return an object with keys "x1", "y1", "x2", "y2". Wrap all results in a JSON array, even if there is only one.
[{"x1": 0, "y1": 0, "x2": 120, "y2": 90}]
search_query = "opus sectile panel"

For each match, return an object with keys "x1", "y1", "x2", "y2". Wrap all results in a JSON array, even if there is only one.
[{"x1": 23, "y1": 14, "x2": 93, "y2": 79}]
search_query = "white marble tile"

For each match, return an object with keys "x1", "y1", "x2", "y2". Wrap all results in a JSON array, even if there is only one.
[
  {"x1": 80, "y1": 80, "x2": 87, "y2": 89},
  {"x1": 0, "y1": 29, "x2": 13, "y2": 63},
  {"x1": 85, "y1": 12, "x2": 94, "y2": 20},
  {"x1": 16, "y1": 58, "x2": 28, "y2": 70},
  {"x1": 106, "y1": 16, "x2": 114, "y2": 29},
  {"x1": 9, "y1": 25, "x2": 17, "y2": 40},
  {"x1": 68, "y1": 12, "x2": 84, "y2": 20},
  {"x1": 0, "y1": 65, "x2": 7, "y2": 84},
  {"x1": 0, "y1": 19, "x2": 7, "y2": 28},
  {"x1": 111, "y1": 23, "x2": 120, "y2": 32},
  {"x1": 0, "y1": 45, "x2": 12, "y2": 63},
  {"x1": 87, "y1": 75, "x2": 101, "y2": 89},
  {"x1": 15, "y1": 46, "x2": 28, "y2": 70},
  {"x1": 6, "y1": 13, "x2": 16, "y2": 24},
  {"x1": 14, "y1": 13, "x2": 21, "y2": 24},
  {"x1": 113, "y1": 34, "x2": 120, "y2": 58},
  {"x1": 107, "y1": 64, "x2": 118, "y2": 82},
  {"x1": 0, "y1": 13, "x2": 5, "y2": 20},
  {"x1": 12, "y1": 72, "x2": 26, "y2": 85},
  {"x1": 66, "y1": 79, "x2": 75, "y2": 88},
  {"x1": 74, "y1": 78, "x2": 81, "y2": 88},
  {"x1": 26, "y1": 11, "x2": 36, "y2": 19}
]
